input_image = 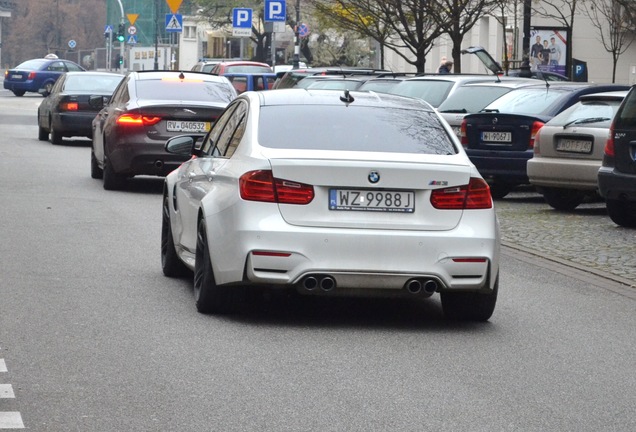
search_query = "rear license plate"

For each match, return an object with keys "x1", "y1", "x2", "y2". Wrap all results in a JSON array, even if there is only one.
[
  {"x1": 481, "y1": 131, "x2": 512, "y2": 142},
  {"x1": 556, "y1": 138, "x2": 592, "y2": 153},
  {"x1": 329, "y1": 189, "x2": 415, "y2": 213},
  {"x1": 166, "y1": 121, "x2": 210, "y2": 133},
  {"x1": 11, "y1": 74, "x2": 21, "y2": 80}
]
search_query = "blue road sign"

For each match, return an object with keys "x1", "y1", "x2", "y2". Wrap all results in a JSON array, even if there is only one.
[
  {"x1": 165, "y1": 14, "x2": 183, "y2": 33},
  {"x1": 232, "y1": 8, "x2": 252, "y2": 37},
  {"x1": 104, "y1": 25, "x2": 113, "y2": 33},
  {"x1": 127, "y1": 35, "x2": 138, "y2": 45},
  {"x1": 264, "y1": 0, "x2": 286, "y2": 22}
]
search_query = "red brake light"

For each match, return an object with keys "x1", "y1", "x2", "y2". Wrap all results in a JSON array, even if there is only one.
[
  {"x1": 430, "y1": 177, "x2": 492, "y2": 210},
  {"x1": 529, "y1": 120, "x2": 544, "y2": 149},
  {"x1": 116, "y1": 114, "x2": 161, "y2": 126},
  {"x1": 239, "y1": 170, "x2": 315, "y2": 205},
  {"x1": 460, "y1": 119, "x2": 468, "y2": 146},
  {"x1": 60, "y1": 102, "x2": 78, "y2": 111},
  {"x1": 604, "y1": 123, "x2": 615, "y2": 157},
  {"x1": 533, "y1": 125, "x2": 543, "y2": 154},
  {"x1": 28, "y1": 71, "x2": 36, "y2": 80}
]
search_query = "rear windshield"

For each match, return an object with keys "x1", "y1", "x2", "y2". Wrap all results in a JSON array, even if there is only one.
[
  {"x1": 224, "y1": 65, "x2": 272, "y2": 73},
  {"x1": 15, "y1": 59, "x2": 47, "y2": 70},
  {"x1": 614, "y1": 89, "x2": 636, "y2": 128},
  {"x1": 548, "y1": 99, "x2": 622, "y2": 127},
  {"x1": 64, "y1": 74, "x2": 123, "y2": 93},
  {"x1": 484, "y1": 87, "x2": 567, "y2": 115},
  {"x1": 258, "y1": 105, "x2": 457, "y2": 155},
  {"x1": 135, "y1": 80, "x2": 235, "y2": 103},
  {"x1": 389, "y1": 80, "x2": 455, "y2": 107},
  {"x1": 438, "y1": 86, "x2": 513, "y2": 113}
]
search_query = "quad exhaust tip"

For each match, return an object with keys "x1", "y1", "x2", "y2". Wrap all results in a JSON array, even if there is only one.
[
  {"x1": 406, "y1": 278, "x2": 438, "y2": 295},
  {"x1": 302, "y1": 275, "x2": 336, "y2": 292}
]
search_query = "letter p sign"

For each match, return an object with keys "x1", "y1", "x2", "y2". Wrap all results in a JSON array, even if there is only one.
[
  {"x1": 265, "y1": 0, "x2": 286, "y2": 22},
  {"x1": 233, "y1": 8, "x2": 252, "y2": 28}
]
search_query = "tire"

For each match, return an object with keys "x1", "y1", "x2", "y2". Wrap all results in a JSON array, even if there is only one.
[
  {"x1": 43, "y1": 82, "x2": 54, "y2": 95},
  {"x1": 606, "y1": 199, "x2": 636, "y2": 228},
  {"x1": 90, "y1": 150, "x2": 103, "y2": 179},
  {"x1": 542, "y1": 187, "x2": 585, "y2": 211},
  {"x1": 38, "y1": 125, "x2": 49, "y2": 141},
  {"x1": 12, "y1": 90, "x2": 25, "y2": 97},
  {"x1": 489, "y1": 182, "x2": 512, "y2": 200},
  {"x1": 102, "y1": 158, "x2": 126, "y2": 190},
  {"x1": 441, "y1": 276, "x2": 499, "y2": 322},
  {"x1": 193, "y1": 219, "x2": 244, "y2": 314},
  {"x1": 50, "y1": 123, "x2": 63, "y2": 145},
  {"x1": 161, "y1": 192, "x2": 189, "y2": 277}
]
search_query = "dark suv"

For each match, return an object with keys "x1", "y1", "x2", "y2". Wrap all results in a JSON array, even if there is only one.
[{"x1": 598, "y1": 86, "x2": 636, "y2": 227}]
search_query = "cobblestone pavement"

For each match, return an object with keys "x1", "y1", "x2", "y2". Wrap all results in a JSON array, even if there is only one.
[{"x1": 495, "y1": 189, "x2": 636, "y2": 288}]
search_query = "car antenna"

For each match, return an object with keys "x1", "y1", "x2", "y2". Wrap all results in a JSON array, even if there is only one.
[{"x1": 340, "y1": 89, "x2": 355, "y2": 104}]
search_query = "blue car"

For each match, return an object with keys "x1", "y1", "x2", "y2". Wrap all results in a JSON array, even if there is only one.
[{"x1": 3, "y1": 55, "x2": 85, "y2": 97}]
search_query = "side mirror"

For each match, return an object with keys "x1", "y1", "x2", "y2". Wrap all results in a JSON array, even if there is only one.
[
  {"x1": 165, "y1": 134, "x2": 204, "y2": 156},
  {"x1": 89, "y1": 95, "x2": 108, "y2": 110}
]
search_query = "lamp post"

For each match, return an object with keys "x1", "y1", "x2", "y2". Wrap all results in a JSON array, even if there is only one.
[{"x1": 292, "y1": 0, "x2": 300, "y2": 68}]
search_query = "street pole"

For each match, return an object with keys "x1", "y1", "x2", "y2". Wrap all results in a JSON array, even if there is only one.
[
  {"x1": 154, "y1": 0, "x2": 159, "y2": 70},
  {"x1": 292, "y1": 0, "x2": 300, "y2": 68},
  {"x1": 115, "y1": 0, "x2": 125, "y2": 73}
]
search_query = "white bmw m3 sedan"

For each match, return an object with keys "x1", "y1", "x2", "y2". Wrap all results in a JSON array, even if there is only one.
[{"x1": 161, "y1": 88, "x2": 501, "y2": 321}]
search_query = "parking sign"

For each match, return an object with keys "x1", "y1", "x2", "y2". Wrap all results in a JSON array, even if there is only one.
[
  {"x1": 264, "y1": 0, "x2": 286, "y2": 22},
  {"x1": 233, "y1": 8, "x2": 252, "y2": 37}
]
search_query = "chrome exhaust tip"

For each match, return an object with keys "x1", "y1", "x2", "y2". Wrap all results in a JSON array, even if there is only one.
[
  {"x1": 406, "y1": 279, "x2": 423, "y2": 294},
  {"x1": 303, "y1": 276, "x2": 318, "y2": 290},
  {"x1": 320, "y1": 276, "x2": 336, "y2": 291},
  {"x1": 424, "y1": 280, "x2": 438, "y2": 294}
]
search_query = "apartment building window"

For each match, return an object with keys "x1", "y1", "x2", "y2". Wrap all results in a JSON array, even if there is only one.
[{"x1": 184, "y1": 26, "x2": 196, "y2": 40}]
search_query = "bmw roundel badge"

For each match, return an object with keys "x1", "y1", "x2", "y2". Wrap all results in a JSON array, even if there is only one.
[{"x1": 368, "y1": 171, "x2": 380, "y2": 184}]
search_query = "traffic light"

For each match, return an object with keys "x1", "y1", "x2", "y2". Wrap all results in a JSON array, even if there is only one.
[
  {"x1": 118, "y1": 55, "x2": 123, "y2": 65},
  {"x1": 117, "y1": 24, "x2": 125, "y2": 43}
]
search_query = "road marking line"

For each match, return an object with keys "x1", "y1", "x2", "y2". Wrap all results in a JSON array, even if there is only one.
[
  {"x1": 0, "y1": 360, "x2": 6, "y2": 373},
  {"x1": 0, "y1": 385, "x2": 14, "y2": 398},
  {"x1": 0, "y1": 412, "x2": 24, "y2": 429}
]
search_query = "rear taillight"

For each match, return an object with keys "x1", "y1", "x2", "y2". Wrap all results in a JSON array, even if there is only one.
[
  {"x1": 430, "y1": 177, "x2": 492, "y2": 210},
  {"x1": 460, "y1": 119, "x2": 468, "y2": 146},
  {"x1": 239, "y1": 170, "x2": 314, "y2": 205},
  {"x1": 533, "y1": 126, "x2": 543, "y2": 154},
  {"x1": 604, "y1": 123, "x2": 615, "y2": 157},
  {"x1": 27, "y1": 71, "x2": 36, "y2": 80},
  {"x1": 60, "y1": 102, "x2": 78, "y2": 111},
  {"x1": 529, "y1": 121, "x2": 544, "y2": 149},
  {"x1": 116, "y1": 114, "x2": 161, "y2": 126},
  {"x1": 3, "y1": 70, "x2": 7, "y2": 78}
]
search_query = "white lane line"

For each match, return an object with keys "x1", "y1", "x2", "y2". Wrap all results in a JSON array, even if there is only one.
[
  {"x1": 0, "y1": 360, "x2": 6, "y2": 373},
  {"x1": 0, "y1": 385, "x2": 14, "y2": 398},
  {"x1": 0, "y1": 412, "x2": 24, "y2": 429}
]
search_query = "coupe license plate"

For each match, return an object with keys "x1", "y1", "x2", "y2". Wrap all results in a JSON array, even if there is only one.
[
  {"x1": 482, "y1": 131, "x2": 512, "y2": 143},
  {"x1": 556, "y1": 138, "x2": 592, "y2": 153},
  {"x1": 166, "y1": 121, "x2": 210, "y2": 133},
  {"x1": 329, "y1": 189, "x2": 415, "y2": 213}
]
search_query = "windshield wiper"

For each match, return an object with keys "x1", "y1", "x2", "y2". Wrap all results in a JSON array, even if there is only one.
[{"x1": 563, "y1": 117, "x2": 611, "y2": 128}]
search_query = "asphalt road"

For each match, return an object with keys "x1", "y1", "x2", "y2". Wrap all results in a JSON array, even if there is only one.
[{"x1": 1, "y1": 90, "x2": 635, "y2": 431}]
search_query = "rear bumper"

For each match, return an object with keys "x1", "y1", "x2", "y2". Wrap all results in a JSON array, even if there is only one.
[
  {"x1": 527, "y1": 157, "x2": 600, "y2": 190},
  {"x1": 53, "y1": 112, "x2": 97, "y2": 137},
  {"x1": 204, "y1": 205, "x2": 501, "y2": 294},
  {"x1": 3, "y1": 80, "x2": 33, "y2": 92},
  {"x1": 466, "y1": 149, "x2": 532, "y2": 184},
  {"x1": 598, "y1": 166, "x2": 636, "y2": 201},
  {"x1": 107, "y1": 137, "x2": 191, "y2": 177}
]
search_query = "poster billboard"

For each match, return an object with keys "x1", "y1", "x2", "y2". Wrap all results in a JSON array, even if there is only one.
[{"x1": 529, "y1": 27, "x2": 568, "y2": 76}]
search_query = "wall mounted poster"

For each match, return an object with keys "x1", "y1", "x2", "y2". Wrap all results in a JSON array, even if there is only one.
[{"x1": 529, "y1": 27, "x2": 568, "y2": 76}]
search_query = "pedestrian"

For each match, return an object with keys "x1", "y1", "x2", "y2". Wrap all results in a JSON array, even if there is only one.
[
  {"x1": 438, "y1": 60, "x2": 453, "y2": 74},
  {"x1": 437, "y1": 56, "x2": 447, "y2": 73}
]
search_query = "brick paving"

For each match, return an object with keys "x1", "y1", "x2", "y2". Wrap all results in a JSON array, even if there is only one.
[{"x1": 495, "y1": 190, "x2": 636, "y2": 288}]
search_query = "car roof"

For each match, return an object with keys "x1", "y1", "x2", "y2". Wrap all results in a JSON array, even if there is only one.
[
  {"x1": 255, "y1": 88, "x2": 435, "y2": 111},
  {"x1": 131, "y1": 70, "x2": 232, "y2": 82},
  {"x1": 579, "y1": 90, "x2": 629, "y2": 101},
  {"x1": 451, "y1": 78, "x2": 539, "y2": 89}
]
